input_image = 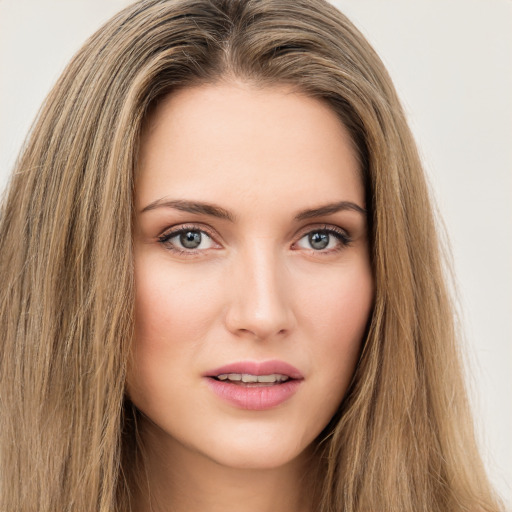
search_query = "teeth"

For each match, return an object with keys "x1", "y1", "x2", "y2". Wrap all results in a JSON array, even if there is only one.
[
  {"x1": 257, "y1": 374, "x2": 282, "y2": 383},
  {"x1": 216, "y1": 373, "x2": 289, "y2": 383},
  {"x1": 241, "y1": 374, "x2": 258, "y2": 383}
]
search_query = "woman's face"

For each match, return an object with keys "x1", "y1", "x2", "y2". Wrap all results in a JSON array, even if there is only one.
[{"x1": 128, "y1": 82, "x2": 373, "y2": 470}]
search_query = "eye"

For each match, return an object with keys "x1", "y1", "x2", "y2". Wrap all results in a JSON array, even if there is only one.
[
  {"x1": 294, "y1": 227, "x2": 351, "y2": 252},
  {"x1": 158, "y1": 227, "x2": 217, "y2": 252}
]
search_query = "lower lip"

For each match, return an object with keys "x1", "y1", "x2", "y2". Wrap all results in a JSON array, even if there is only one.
[{"x1": 205, "y1": 378, "x2": 302, "y2": 410}]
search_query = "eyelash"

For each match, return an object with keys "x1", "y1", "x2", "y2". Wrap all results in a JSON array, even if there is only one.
[
  {"x1": 157, "y1": 224, "x2": 218, "y2": 256},
  {"x1": 294, "y1": 225, "x2": 352, "y2": 254},
  {"x1": 157, "y1": 224, "x2": 352, "y2": 255}
]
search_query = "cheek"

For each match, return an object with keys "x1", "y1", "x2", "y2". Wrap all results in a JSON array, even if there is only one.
[
  {"x1": 298, "y1": 259, "x2": 373, "y2": 398},
  {"x1": 300, "y1": 257, "x2": 373, "y2": 341},
  {"x1": 132, "y1": 257, "x2": 221, "y2": 347},
  {"x1": 126, "y1": 257, "x2": 222, "y2": 400}
]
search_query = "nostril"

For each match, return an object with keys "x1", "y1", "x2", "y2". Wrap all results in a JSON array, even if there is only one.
[{"x1": 231, "y1": 327, "x2": 289, "y2": 341}]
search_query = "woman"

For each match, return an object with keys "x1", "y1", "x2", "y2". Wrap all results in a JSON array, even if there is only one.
[{"x1": 0, "y1": 0, "x2": 504, "y2": 511}]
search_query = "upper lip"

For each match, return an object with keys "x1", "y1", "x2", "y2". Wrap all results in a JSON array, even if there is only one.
[{"x1": 204, "y1": 360, "x2": 304, "y2": 380}]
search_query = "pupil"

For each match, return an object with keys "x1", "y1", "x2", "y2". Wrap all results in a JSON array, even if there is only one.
[
  {"x1": 180, "y1": 231, "x2": 201, "y2": 249},
  {"x1": 309, "y1": 232, "x2": 329, "y2": 250}
]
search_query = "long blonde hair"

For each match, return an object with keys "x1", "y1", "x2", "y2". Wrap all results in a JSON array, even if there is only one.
[{"x1": 0, "y1": 0, "x2": 503, "y2": 510}]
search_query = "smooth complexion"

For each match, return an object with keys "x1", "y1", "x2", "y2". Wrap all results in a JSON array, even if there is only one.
[{"x1": 128, "y1": 82, "x2": 374, "y2": 512}]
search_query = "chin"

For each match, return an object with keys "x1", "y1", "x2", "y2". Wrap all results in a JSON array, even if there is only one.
[
  {"x1": 207, "y1": 444, "x2": 308, "y2": 471},
  {"x1": 194, "y1": 423, "x2": 314, "y2": 471}
]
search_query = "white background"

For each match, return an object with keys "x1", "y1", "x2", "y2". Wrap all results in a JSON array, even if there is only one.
[{"x1": 0, "y1": 0, "x2": 510, "y2": 506}]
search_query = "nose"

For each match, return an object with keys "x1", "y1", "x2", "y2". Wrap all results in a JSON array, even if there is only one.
[{"x1": 224, "y1": 245, "x2": 296, "y2": 341}]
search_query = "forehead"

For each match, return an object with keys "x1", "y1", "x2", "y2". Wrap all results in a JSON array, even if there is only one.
[{"x1": 136, "y1": 82, "x2": 364, "y2": 214}]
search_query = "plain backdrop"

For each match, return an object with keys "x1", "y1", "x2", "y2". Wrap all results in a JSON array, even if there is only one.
[{"x1": 0, "y1": 0, "x2": 511, "y2": 506}]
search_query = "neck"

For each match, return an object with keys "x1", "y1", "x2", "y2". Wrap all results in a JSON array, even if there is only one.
[{"x1": 131, "y1": 418, "x2": 317, "y2": 512}]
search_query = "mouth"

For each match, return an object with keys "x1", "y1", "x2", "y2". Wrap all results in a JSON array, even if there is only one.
[
  {"x1": 204, "y1": 360, "x2": 303, "y2": 410},
  {"x1": 211, "y1": 373, "x2": 292, "y2": 387}
]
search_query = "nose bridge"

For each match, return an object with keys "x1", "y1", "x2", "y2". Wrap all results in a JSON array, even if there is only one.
[{"x1": 225, "y1": 240, "x2": 294, "y2": 339}]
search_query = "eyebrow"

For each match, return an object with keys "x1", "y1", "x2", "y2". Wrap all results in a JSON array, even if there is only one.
[
  {"x1": 140, "y1": 198, "x2": 366, "y2": 221},
  {"x1": 294, "y1": 201, "x2": 367, "y2": 220},
  {"x1": 140, "y1": 198, "x2": 235, "y2": 221}
]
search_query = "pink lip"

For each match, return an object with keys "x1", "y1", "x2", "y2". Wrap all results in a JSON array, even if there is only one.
[
  {"x1": 204, "y1": 360, "x2": 304, "y2": 411},
  {"x1": 204, "y1": 360, "x2": 303, "y2": 380}
]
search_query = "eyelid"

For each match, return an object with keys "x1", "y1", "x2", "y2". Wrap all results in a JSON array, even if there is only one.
[
  {"x1": 158, "y1": 222, "x2": 215, "y2": 239},
  {"x1": 156, "y1": 222, "x2": 352, "y2": 255},
  {"x1": 294, "y1": 223, "x2": 349, "y2": 239},
  {"x1": 157, "y1": 223, "x2": 223, "y2": 251},
  {"x1": 292, "y1": 224, "x2": 352, "y2": 251}
]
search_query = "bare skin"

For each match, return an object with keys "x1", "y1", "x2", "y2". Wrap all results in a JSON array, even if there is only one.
[
  {"x1": 133, "y1": 420, "x2": 316, "y2": 512},
  {"x1": 128, "y1": 81, "x2": 373, "y2": 512}
]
